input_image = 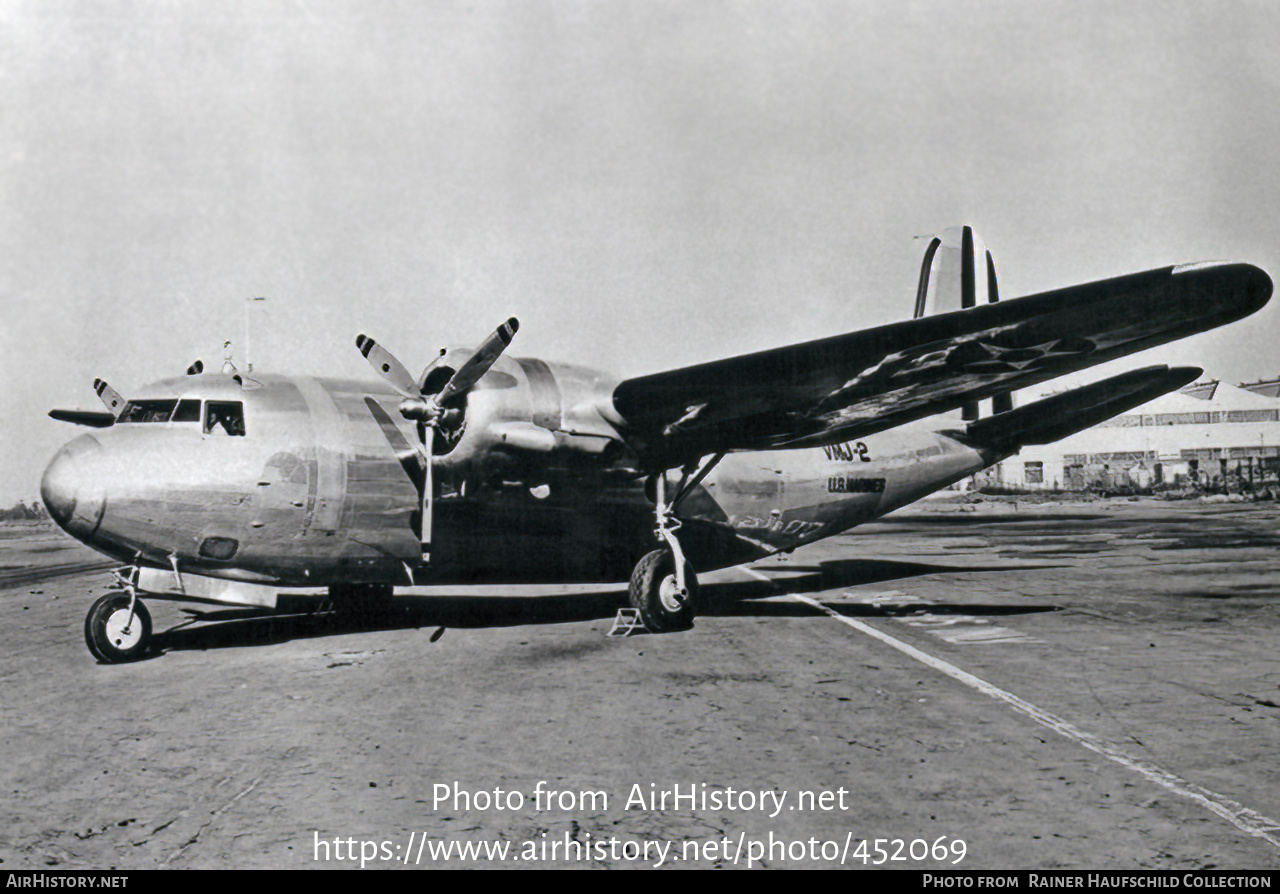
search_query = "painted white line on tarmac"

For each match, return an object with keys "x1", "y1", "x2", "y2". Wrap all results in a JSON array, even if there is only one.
[
  {"x1": 743, "y1": 566, "x2": 1039, "y2": 644},
  {"x1": 784, "y1": 590, "x2": 1280, "y2": 850},
  {"x1": 898, "y1": 613, "x2": 1041, "y2": 645}
]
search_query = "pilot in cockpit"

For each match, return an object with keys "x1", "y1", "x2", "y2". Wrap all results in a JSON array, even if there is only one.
[{"x1": 204, "y1": 402, "x2": 245, "y2": 436}]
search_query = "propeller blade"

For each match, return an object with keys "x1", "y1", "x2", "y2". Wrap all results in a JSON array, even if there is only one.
[
  {"x1": 421, "y1": 427, "x2": 434, "y2": 561},
  {"x1": 362, "y1": 397, "x2": 431, "y2": 564},
  {"x1": 93, "y1": 379, "x2": 126, "y2": 418},
  {"x1": 49, "y1": 409, "x2": 115, "y2": 428},
  {"x1": 355, "y1": 334, "x2": 419, "y2": 398},
  {"x1": 434, "y1": 317, "x2": 519, "y2": 406},
  {"x1": 363, "y1": 398, "x2": 426, "y2": 477}
]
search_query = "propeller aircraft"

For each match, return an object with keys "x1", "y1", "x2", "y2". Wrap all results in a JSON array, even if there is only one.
[{"x1": 41, "y1": 229, "x2": 1272, "y2": 662}]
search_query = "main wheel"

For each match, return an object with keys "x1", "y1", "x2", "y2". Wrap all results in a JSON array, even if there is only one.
[
  {"x1": 629, "y1": 549, "x2": 697, "y2": 632},
  {"x1": 84, "y1": 593, "x2": 152, "y2": 663}
]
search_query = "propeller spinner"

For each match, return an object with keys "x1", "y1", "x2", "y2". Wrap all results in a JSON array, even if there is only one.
[{"x1": 355, "y1": 317, "x2": 519, "y2": 562}]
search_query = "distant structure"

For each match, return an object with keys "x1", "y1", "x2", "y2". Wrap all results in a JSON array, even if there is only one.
[
  {"x1": 981, "y1": 377, "x2": 1280, "y2": 494},
  {"x1": 1182, "y1": 379, "x2": 1219, "y2": 401},
  {"x1": 1239, "y1": 375, "x2": 1280, "y2": 399}
]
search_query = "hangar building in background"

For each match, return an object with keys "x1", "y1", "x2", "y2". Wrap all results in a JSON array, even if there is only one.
[{"x1": 987, "y1": 376, "x2": 1280, "y2": 493}]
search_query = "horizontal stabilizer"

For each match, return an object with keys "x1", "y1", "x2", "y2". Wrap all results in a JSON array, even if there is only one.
[
  {"x1": 963, "y1": 365, "x2": 1202, "y2": 449},
  {"x1": 48, "y1": 409, "x2": 115, "y2": 428}
]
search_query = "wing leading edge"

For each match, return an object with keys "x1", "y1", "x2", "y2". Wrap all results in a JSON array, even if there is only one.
[{"x1": 610, "y1": 261, "x2": 1271, "y2": 469}]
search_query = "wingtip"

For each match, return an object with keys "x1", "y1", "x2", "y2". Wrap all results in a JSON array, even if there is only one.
[
  {"x1": 1244, "y1": 264, "x2": 1272, "y2": 312},
  {"x1": 1113, "y1": 364, "x2": 1202, "y2": 393},
  {"x1": 1171, "y1": 261, "x2": 1272, "y2": 316}
]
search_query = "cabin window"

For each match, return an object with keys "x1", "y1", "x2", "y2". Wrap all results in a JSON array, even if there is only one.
[
  {"x1": 1024, "y1": 461, "x2": 1043, "y2": 484},
  {"x1": 172, "y1": 399, "x2": 201, "y2": 423},
  {"x1": 119, "y1": 399, "x2": 177, "y2": 423},
  {"x1": 204, "y1": 401, "x2": 245, "y2": 436}
]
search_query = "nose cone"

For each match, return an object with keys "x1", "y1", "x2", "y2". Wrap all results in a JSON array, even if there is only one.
[{"x1": 41, "y1": 436, "x2": 106, "y2": 540}]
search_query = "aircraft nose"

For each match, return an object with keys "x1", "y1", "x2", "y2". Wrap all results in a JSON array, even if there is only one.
[{"x1": 41, "y1": 436, "x2": 106, "y2": 539}]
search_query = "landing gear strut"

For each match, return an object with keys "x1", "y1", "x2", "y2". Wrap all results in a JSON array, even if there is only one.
[
  {"x1": 84, "y1": 592, "x2": 152, "y2": 663},
  {"x1": 627, "y1": 453, "x2": 724, "y2": 632}
]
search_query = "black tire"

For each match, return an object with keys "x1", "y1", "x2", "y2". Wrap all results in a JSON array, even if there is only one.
[
  {"x1": 628, "y1": 549, "x2": 697, "y2": 632},
  {"x1": 84, "y1": 594, "x2": 152, "y2": 663}
]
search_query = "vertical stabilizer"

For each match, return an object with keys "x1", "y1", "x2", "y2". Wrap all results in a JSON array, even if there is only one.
[
  {"x1": 914, "y1": 226, "x2": 1012, "y2": 418},
  {"x1": 916, "y1": 225, "x2": 994, "y2": 317}
]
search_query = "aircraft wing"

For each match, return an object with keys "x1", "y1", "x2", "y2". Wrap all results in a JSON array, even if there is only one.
[{"x1": 609, "y1": 262, "x2": 1271, "y2": 469}]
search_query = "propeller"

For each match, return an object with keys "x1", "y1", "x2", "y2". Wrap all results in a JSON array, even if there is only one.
[{"x1": 355, "y1": 317, "x2": 519, "y2": 562}]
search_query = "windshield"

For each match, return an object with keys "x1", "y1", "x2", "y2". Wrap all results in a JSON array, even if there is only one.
[
  {"x1": 117, "y1": 398, "x2": 202, "y2": 424},
  {"x1": 118, "y1": 400, "x2": 177, "y2": 423}
]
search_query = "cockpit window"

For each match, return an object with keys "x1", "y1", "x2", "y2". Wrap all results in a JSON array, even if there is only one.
[
  {"x1": 172, "y1": 399, "x2": 201, "y2": 423},
  {"x1": 118, "y1": 398, "x2": 204, "y2": 424},
  {"x1": 204, "y1": 401, "x2": 245, "y2": 436},
  {"x1": 119, "y1": 399, "x2": 177, "y2": 423}
]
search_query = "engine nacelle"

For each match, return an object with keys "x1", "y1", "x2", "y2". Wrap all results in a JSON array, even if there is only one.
[{"x1": 426, "y1": 351, "x2": 634, "y2": 491}]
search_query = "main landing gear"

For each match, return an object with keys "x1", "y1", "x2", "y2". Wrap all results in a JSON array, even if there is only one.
[
  {"x1": 627, "y1": 454, "x2": 723, "y2": 632},
  {"x1": 628, "y1": 548, "x2": 697, "y2": 631}
]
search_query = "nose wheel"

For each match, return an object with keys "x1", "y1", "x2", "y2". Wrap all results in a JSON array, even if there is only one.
[{"x1": 84, "y1": 593, "x2": 152, "y2": 663}]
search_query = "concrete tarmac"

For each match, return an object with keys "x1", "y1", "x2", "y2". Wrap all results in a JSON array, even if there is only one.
[{"x1": 2, "y1": 497, "x2": 1279, "y2": 870}]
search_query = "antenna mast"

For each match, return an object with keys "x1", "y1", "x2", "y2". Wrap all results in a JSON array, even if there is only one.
[{"x1": 245, "y1": 297, "x2": 266, "y2": 373}]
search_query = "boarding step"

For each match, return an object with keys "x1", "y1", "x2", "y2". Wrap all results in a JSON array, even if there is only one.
[{"x1": 607, "y1": 608, "x2": 648, "y2": 637}]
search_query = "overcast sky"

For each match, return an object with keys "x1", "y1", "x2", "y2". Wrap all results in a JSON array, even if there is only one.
[{"x1": 4, "y1": 0, "x2": 1280, "y2": 504}]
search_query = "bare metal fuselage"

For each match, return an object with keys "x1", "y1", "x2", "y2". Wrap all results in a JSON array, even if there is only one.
[{"x1": 41, "y1": 357, "x2": 1000, "y2": 595}]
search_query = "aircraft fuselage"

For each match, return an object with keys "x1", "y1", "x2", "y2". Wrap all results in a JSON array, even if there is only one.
[{"x1": 41, "y1": 360, "x2": 999, "y2": 594}]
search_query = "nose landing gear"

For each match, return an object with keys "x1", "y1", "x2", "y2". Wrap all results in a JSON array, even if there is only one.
[{"x1": 84, "y1": 591, "x2": 152, "y2": 663}]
